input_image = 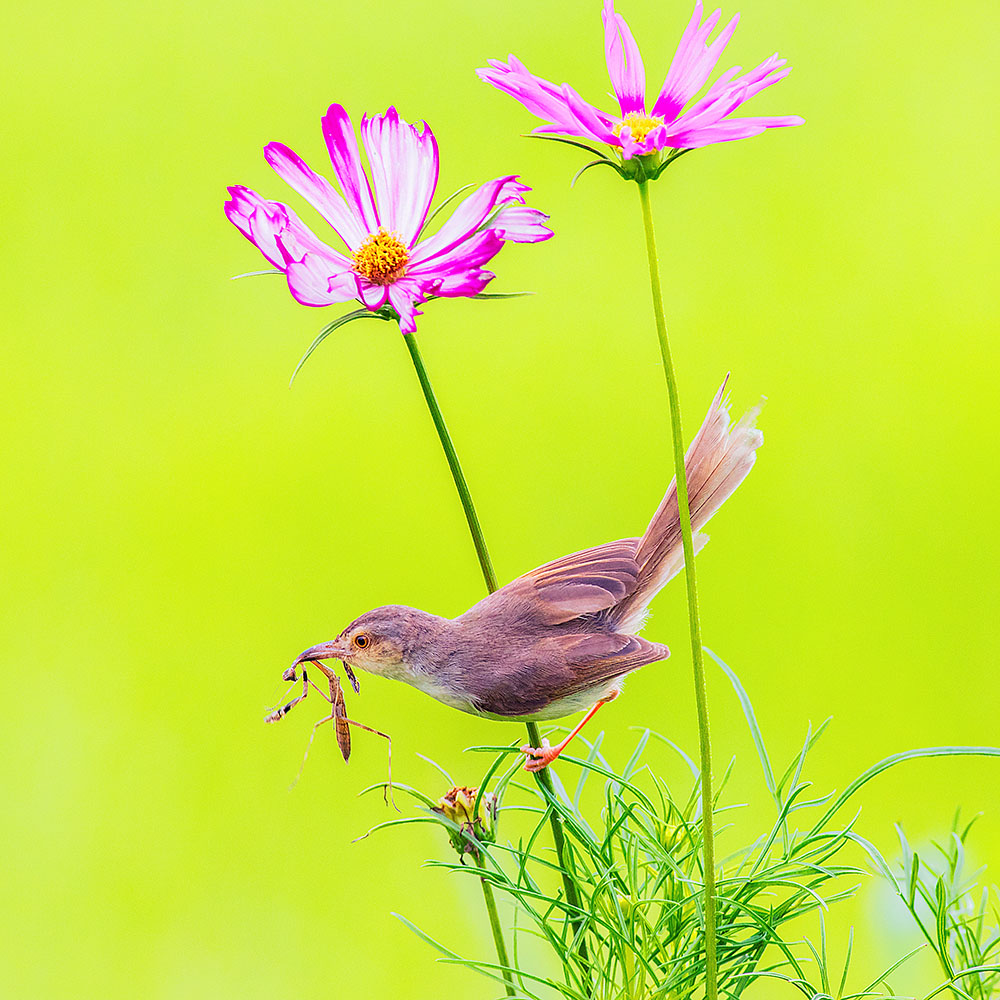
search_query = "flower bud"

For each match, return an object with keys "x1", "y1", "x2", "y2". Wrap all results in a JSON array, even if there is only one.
[{"x1": 432, "y1": 785, "x2": 497, "y2": 858}]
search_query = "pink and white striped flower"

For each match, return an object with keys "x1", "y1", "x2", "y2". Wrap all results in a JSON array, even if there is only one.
[
  {"x1": 478, "y1": 1, "x2": 802, "y2": 161},
  {"x1": 226, "y1": 105, "x2": 552, "y2": 334}
]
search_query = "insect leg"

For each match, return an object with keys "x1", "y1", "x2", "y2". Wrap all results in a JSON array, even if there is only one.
[
  {"x1": 263, "y1": 668, "x2": 311, "y2": 724},
  {"x1": 340, "y1": 715, "x2": 397, "y2": 811},
  {"x1": 288, "y1": 705, "x2": 337, "y2": 790}
]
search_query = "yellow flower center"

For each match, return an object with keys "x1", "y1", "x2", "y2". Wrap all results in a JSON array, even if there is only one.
[
  {"x1": 613, "y1": 113, "x2": 664, "y2": 144},
  {"x1": 351, "y1": 227, "x2": 409, "y2": 285}
]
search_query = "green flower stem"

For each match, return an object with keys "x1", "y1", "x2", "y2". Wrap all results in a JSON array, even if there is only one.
[
  {"x1": 401, "y1": 330, "x2": 587, "y2": 980},
  {"x1": 636, "y1": 178, "x2": 719, "y2": 1000},
  {"x1": 523, "y1": 718, "x2": 588, "y2": 963},
  {"x1": 474, "y1": 853, "x2": 517, "y2": 998},
  {"x1": 403, "y1": 332, "x2": 498, "y2": 592}
]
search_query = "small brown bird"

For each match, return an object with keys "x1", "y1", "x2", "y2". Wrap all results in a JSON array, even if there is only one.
[{"x1": 283, "y1": 378, "x2": 762, "y2": 770}]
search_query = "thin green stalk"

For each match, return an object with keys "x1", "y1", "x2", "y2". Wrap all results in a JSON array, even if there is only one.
[
  {"x1": 401, "y1": 330, "x2": 588, "y2": 980},
  {"x1": 636, "y1": 178, "x2": 719, "y2": 1000},
  {"x1": 474, "y1": 853, "x2": 517, "y2": 997},
  {"x1": 523, "y1": 718, "x2": 589, "y2": 966},
  {"x1": 403, "y1": 332, "x2": 498, "y2": 592}
]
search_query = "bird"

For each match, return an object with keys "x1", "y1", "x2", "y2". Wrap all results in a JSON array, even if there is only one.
[{"x1": 278, "y1": 378, "x2": 762, "y2": 771}]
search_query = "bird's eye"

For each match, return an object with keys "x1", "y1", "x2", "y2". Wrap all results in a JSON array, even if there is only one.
[{"x1": 353, "y1": 632, "x2": 371, "y2": 649}]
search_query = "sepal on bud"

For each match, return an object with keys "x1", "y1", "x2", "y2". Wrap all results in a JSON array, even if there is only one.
[
  {"x1": 432, "y1": 785, "x2": 497, "y2": 859},
  {"x1": 530, "y1": 133, "x2": 693, "y2": 187}
]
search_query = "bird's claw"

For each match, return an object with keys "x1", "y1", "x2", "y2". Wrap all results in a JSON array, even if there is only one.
[{"x1": 520, "y1": 738, "x2": 559, "y2": 772}]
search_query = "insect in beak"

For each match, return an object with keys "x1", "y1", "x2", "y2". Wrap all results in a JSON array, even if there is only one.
[{"x1": 263, "y1": 655, "x2": 394, "y2": 806}]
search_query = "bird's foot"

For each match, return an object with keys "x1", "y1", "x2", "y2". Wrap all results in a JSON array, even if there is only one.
[{"x1": 520, "y1": 738, "x2": 562, "y2": 772}]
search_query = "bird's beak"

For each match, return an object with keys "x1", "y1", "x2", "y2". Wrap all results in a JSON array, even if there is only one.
[
  {"x1": 283, "y1": 637, "x2": 360, "y2": 693},
  {"x1": 293, "y1": 638, "x2": 349, "y2": 666}
]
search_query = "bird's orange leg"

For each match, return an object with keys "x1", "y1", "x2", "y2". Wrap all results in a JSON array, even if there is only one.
[{"x1": 521, "y1": 691, "x2": 619, "y2": 772}]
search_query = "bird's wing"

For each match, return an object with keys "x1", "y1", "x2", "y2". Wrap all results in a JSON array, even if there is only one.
[
  {"x1": 539, "y1": 632, "x2": 669, "y2": 699},
  {"x1": 465, "y1": 538, "x2": 641, "y2": 626},
  {"x1": 471, "y1": 631, "x2": 669, "y2": 717}
]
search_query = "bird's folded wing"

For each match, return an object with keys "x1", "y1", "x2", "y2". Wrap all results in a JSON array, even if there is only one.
[
  {"x1": 475, "y1": 632, "x2": 669, "y2": 717},
  {"x1": 478, "y1": 538, "x2": 641, "y2": 625},
  {"x1": 539, "y1": 632, "x2": 669, "y2": 700}
]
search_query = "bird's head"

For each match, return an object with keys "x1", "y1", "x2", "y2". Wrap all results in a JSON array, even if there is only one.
[{"x1": 291, "y1": 605, "x2": 440, "y2": 682}]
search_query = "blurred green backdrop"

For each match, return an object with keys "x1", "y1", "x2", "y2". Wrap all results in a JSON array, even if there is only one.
[{"x1": 3, "y1": 0, "x2": 999, "y2": 995}]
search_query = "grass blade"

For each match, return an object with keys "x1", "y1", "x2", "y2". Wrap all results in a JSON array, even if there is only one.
[
  {"x1": 707, "y1": 648, "x2": 777, "y2": 802},
  {"x1": 809, "y1": 747, "x2": 1000, "y2": 836}
]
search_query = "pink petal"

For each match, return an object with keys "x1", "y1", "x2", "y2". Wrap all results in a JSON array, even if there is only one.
[
  {"x1": 665, "y1": 114, "x2": 803, "y2": 149},
  {"x1": 263, "y1": 142, "x2": 367, "y2": 249},
  {"x1": 432, "y1": 269, "x2": 495, "y2": 297},
  {"x1": 680, "y1": 55, "x2": 787, "y2": 125},
  {"x1": 355, "y1": 278, "x2": 389, "y2": 310},
  {"x1": 748, "y1": 114, "x2": 803, "y2": 127},
  {"x1": 410, "y1": 229, "x2": 506, "y2": 278},
  {"x1": 690, "y1": 64, "x2": 742, "y2": 110},
  {"x1": 652, "y1": 3, "x2": 740, "y2": 122},
  {"x1": 321, "y1": 104, "x2": 379, "y2": 235},
  {"x1": 477, "y1": 56, "x2": 598, "y2": 136},
  {"x1": 387, "y1": 280, "x2": 424, "y2": 333},
  {"x1": 734, "y1": 56, "x2": 792, "y2": 102},
  {"x1": 489, "y1": 204, "x2": 553, "y2": 243},
  {"x1": 602, "y1": 0, "x2": 646, "y2": 115},
  {"x1": 224, "y1": 185, "x2": 261, "y2": 239},
  {"x1": 275, "y1": 211, "x2": 352, "y2": 268},
  {"x1": 643, "y1": 123, "x2": 671, "y2": 153},
  {"x1": 225, "y1": 186, "x2": 350, "y2": 271},
  {"x1": 360, "y1": 108, "x2": 439, "y2": 247},
  {"x1": 651, "y1": 2, "x2": 712, "y2": 119},
  {"x1": 285, "y1": 255, "x2": 357, "y2": 307},
  {"x1": 665, "y1": 82, "x2": 750, "y2": 136},
  {"x1": 616, "y1": 127, "x2": 648, "y2": 160},
  {"x1": 663, "y1": 56, "x2": 799, "y2": 146},
  {"x1": 225, "y1": 186, "x2": 287, "y2": 267},
  {"x1": 559, "y1": 83, "x2": 620, "y2": 144},
  {"x1": 409, "y1": 176, "x2": 527, "y2": 266}
]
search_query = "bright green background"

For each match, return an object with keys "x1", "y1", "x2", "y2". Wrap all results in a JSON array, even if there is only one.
[{"x1": 4, "y1": 0, "x2": 999, "y2": 995}]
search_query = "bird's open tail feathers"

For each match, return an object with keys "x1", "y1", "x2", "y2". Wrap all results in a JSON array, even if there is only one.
[{"x1": 613, "y1": 376, "x2": 764, "y2": 631}]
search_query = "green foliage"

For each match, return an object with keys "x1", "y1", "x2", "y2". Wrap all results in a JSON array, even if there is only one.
[
  {"x1": 368, "y1": 658, "x2": 1000, "y2": 1000},
  {"x1": 889, "y1": 815, "x2": 1000, "y2": 1000}
]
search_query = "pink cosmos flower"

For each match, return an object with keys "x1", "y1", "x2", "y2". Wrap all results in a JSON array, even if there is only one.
[
  {"x1": 225, "y1": 105, "x2": 552, "y2": 334},
  {"x1": 478, "y1": 0, "x2": 803, "y2": 161}
]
